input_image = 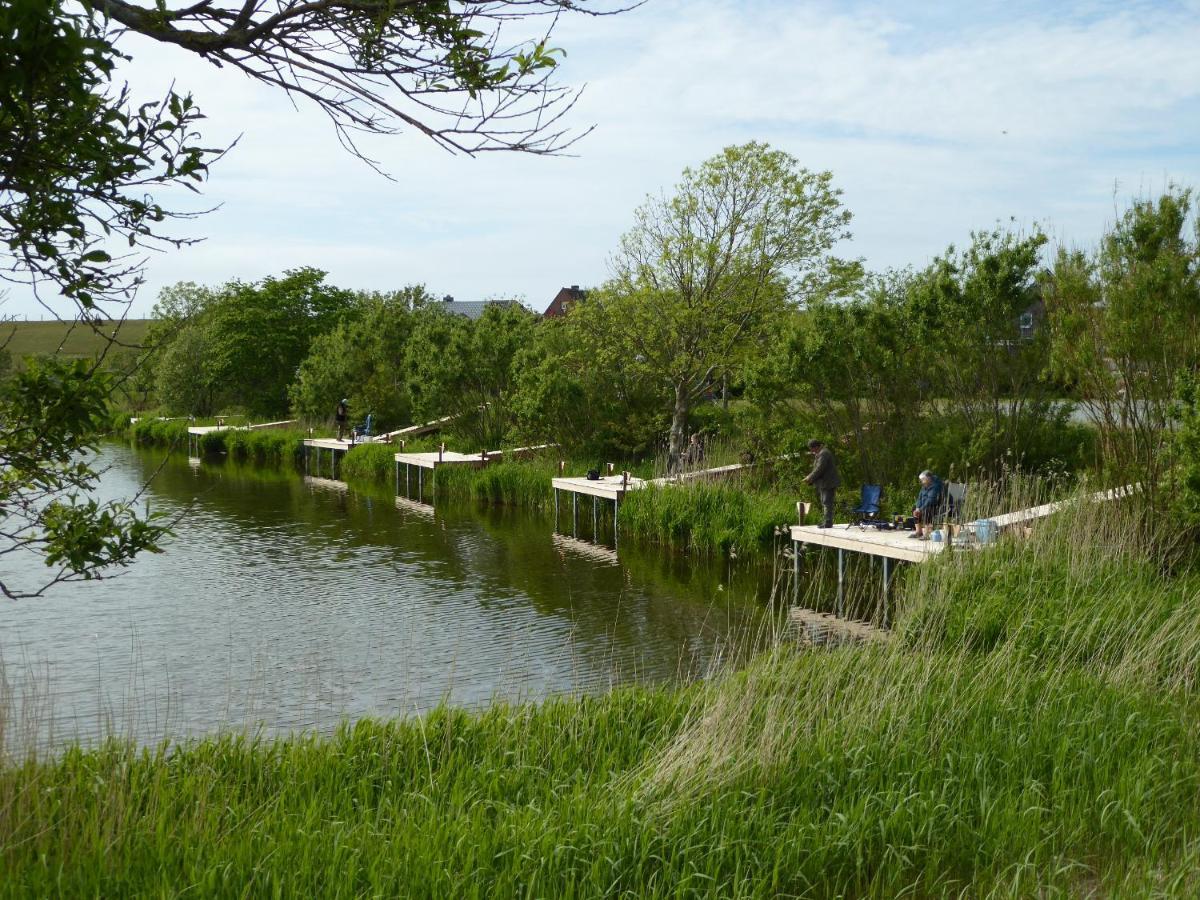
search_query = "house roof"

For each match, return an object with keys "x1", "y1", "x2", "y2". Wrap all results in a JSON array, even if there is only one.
[{"x1": 439, "y1": 298, "x2": 518, "y2": 321}]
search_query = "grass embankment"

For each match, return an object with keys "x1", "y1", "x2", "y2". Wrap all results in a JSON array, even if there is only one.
[
  {"x1": 6, "y1": 495, "x2": 1200, "y2": 895},
  {"x1": 2, "y1": 318, "x2": 151, "y2": 360}
]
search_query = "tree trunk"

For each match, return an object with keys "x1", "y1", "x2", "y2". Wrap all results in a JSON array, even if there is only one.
[{"x1": 668, "y1": 384, "x2": 689, "y2": 473}]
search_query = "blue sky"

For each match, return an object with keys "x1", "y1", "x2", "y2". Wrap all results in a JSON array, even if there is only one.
[{"x1": 8, "y1": 0, "x2": 1200, "y2": 319}]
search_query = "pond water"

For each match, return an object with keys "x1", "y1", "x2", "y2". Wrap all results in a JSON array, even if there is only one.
[{"x1": 1, "y1": 444, "x2": 778, "y2": 749}]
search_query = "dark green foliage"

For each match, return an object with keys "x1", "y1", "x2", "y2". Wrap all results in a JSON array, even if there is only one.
[
  {"x1": 406, "y1": 302, "x2": 539, "y2": 449},
  {"x1": 290, "y1": 287, "x2": 432, "y2": 431},
  {"x1": 151, "y1": 270, "x2": 357, "y2": 418},
  {"x1": 0, "y1": 358, "x2": 168, "y2": 599},
  {"x1": 511, "y1": 316, "x2": 668, "y2": 458}
]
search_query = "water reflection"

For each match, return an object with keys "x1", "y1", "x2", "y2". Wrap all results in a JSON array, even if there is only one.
[{"x1": 1, "y1": 444, "x2": 775, "y2": 749}]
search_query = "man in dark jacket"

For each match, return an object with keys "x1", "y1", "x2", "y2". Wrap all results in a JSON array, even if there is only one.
[{"x1": 804, "y1": 439, "x2": 840, "y2": 528}]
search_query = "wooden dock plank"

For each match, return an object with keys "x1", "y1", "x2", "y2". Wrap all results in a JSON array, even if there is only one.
[
  {"x1": 393, "y1": 450, "x2": 486, "y2": 470},
  {"x1": 790, "y1": 524, "x2": 943, "y2": 563},
  {"x1": 551, "y1": 475, "x2": 644, "y2": 501}
]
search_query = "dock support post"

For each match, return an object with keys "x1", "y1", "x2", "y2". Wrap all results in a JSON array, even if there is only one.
[
  {"x1": 837, "y1": 547, "x2": 845, "y2": 618},
  {"x1": 793, "y1": 540, "x2": 801, "y2": 606},
  {"x1": 553, "y1": 488, "x2": 559, "y2": 533},
  {"x1": 406, "y1": 464, "x2": 410, "y2": 498},
  {"x1": 572, "y1": 491, "x2": 578, "y2": 538},
  {"x1": 418, "y1": 467, "x2": 423, "y2": 503},
  {"x1": 614, "y1": 497, "x2": 620, "y2": 548},
  {"x1": 394, "y1": 459, "x2": 399, "y2": 496},
  {"x1": 593, "y1": 496, "x2": 598, "y2": 542},
  {"x1": 882, "y1": 557, "x2": 892, "y2": 628}
]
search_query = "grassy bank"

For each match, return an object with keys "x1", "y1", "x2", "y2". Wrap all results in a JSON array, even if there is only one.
[{"x1": 6, "y1": 495, "x2": 1200, "y2": 895}]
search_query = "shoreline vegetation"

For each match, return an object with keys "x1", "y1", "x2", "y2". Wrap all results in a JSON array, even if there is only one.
[
  {"x1": 5, "y1": 495, "x2": 1200, "y2": 896},
  {"x1": 125, "y1": 418, "x2": 812, "y2": 557}
]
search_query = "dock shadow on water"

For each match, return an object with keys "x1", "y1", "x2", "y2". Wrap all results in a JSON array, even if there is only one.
[{"x1": 1, "y1": 444, "x2": 779, "y2": 754}]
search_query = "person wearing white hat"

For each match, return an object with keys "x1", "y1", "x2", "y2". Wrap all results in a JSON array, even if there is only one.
[{"x1": 910, "y1": 469, "x2": 944, "y2": 540}]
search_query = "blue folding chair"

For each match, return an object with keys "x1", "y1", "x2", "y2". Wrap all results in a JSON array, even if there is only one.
[
  {"x1": 351, "y1": 413, "x2": 374, "y2": 442},
  {"x1": 847, "y1": 484, "x2": 882, "y2": 528}
]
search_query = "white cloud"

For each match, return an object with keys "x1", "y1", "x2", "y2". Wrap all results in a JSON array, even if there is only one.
[{"x1": 6, "y1": 0, "x2": 1199, "y2": 319}]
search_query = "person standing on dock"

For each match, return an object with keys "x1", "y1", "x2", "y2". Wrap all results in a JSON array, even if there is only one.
[
  {"x1": 804, "y1": 439, "x2": 840, "y2": 528},
  {"x1": 335, "y1": 398, "x2": 349, "y2": 441}
]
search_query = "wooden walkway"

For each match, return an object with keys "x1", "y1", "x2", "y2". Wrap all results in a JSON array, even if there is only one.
[{"x1": 789, "y1": 484, "x2": 1136, "y2": 616}]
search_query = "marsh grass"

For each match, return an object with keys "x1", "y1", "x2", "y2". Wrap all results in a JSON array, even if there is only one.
[
  {"x1": 619, "y1": 479, "x2": 797, "y2": 556},
  {"x1": 5, "y1": 485, "x2": 1200, "y2": 895}
]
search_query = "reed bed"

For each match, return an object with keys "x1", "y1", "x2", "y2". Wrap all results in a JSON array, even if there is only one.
[{"x1": 619, "y1": 480, "x2": 797, "y2": 556}]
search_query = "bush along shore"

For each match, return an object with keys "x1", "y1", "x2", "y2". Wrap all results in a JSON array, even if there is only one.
[{"x1": 5, "y1": 496, "x2": 1200, "y2": 896}]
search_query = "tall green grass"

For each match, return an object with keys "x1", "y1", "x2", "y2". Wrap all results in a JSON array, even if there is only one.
[
  {"x1": 619, "y1": 480, "x2": 798, "y2": 556},
  {"x1": 435, "y1": 458, "x2": 557, "y2": 510}
]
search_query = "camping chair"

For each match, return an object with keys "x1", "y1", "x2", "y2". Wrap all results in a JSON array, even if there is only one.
[
  {"x1": 943, "y1": 481, "x2": 968, "y2": 521},
  {"x1": 351, "y1": 413, "x2": 374, "y2": 443},
  {"x1": 846, "y1": 484, "x2": 883, "y2": 528}
]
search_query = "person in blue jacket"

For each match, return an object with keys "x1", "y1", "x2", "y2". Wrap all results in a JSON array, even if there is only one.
[{"x1": 910, "y1": 469, "x2": 944, "y2": 540}]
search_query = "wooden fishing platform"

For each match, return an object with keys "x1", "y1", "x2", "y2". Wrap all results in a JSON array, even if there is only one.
[
  {"x1": 788, "y1": 484, "x2": 1136, "y2": 617},
  {"x1": 550, "y1": 460, "x2": 762, "y2": 546}
]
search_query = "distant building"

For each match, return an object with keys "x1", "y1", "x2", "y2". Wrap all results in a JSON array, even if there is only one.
[
  {"x1": 437, "y1": 295, "x2": 520, "y2": 321},
  {"x1": 1017, "y1": 297, "x2": 1045, "y2": 341},
  {"x1": 543, "y1": 285, "x2": 587, "y2": 318}
]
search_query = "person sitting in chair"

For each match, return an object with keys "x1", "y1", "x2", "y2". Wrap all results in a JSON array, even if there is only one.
[{"x1": 909, "y1": 469, "x2": 944, "y2": 539}]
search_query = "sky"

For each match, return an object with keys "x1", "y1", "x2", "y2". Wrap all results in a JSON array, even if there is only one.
[{"x1": 9, "y1": 0, "x2": 1200, "y2": 319}]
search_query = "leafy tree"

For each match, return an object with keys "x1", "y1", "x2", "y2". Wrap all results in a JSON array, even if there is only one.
[
  {"x1": 406, "y1": 303, "x2": 537, "y2": 449},
  {"x1": 154, "y1": 318, "x2": 221, "y2": 416},
  {"x1": 290, "y1": 286, "x2": 433, "y2": 430},
  {"x1": 749, "y1": 271, "x2": 924, "y2": 483},
  {"x1": 1045, "y1": 189, "x2": 1200, "y2": 492},
  {"x1": 511, "y1": 313, "x2": 666, "y2": 458},
  {"x1": 1, "y1": 0, "x2": 216, "y2": 314},
  {"x1": 577, "y1": 142, "x2": 854, "y2": 468},
  {"x1": 152, "y1": 269, "x2": 356, "y2": 418},
  {"x1": 0, "y1": 357, "x2": 168, "y2": 599},
  {"x1": 906, "y1": 228, "x2": 1051, "y2": 471}
]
